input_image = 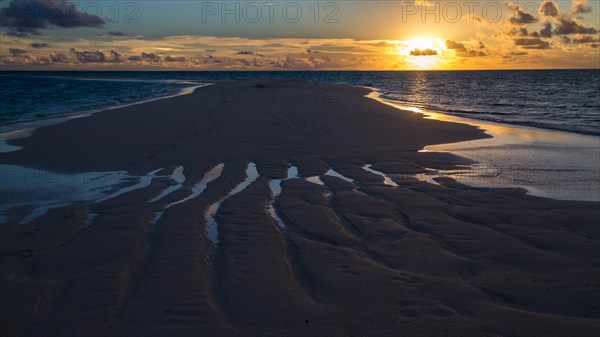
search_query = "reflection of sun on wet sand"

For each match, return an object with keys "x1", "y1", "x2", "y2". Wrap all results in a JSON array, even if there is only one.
[{"x1": 1, "y1": 80, "x2": 599, "y2": 337}]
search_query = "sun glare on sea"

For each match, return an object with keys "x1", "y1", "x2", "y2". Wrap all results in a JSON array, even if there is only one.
[{"x1": 397, "y1": 38, "x2": 448, "y2": 69}]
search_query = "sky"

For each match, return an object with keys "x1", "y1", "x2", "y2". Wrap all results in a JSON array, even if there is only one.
[{"x1": 0, "y1": 0, "x2": 599, "y2": 70}]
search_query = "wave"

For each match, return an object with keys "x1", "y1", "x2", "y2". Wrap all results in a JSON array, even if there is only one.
[
  {"x1": 379, "y1": 93, "x2": 600, "y2": 136},
  {"x1": 0, "y1": 78, "x2": 211, "y2": 134}
]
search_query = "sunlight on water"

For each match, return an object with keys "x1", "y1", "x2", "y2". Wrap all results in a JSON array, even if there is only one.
[
  {"x1": 97, "y1": 168, "x2": 164, "y2": 203},
  {"x1": 325, "y1": 169, "x2": 354, "y2": 183},
  {"x1": 0, "y1": 164, "x2": 131, "y2": 224},
  {"x1": 148, "y1": 166, "x2": 186, "y2": 203},
  {"x1": 362, "y1": 165, "x2": 399, "y2": 187},
  {"x1": 370, "y1": 92, "x2": 600, "y2": 201},
  {"x1": 305, "y1": 176, "x2": 325, "y2": 186},
  {"x1": 168, "y1": 163, "x2": 224, "y2": 208},
  {"x1": 206, "y1": 163, "x2": 259, "y2": 243},
  {"x1": 148, "y1": 163, "x2": 225, "y2": 226},
  {"x1": 266, "y1": 165, "x2": 301, "y2": 229}
]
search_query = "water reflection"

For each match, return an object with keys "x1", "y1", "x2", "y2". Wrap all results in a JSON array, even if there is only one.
[{"x1": 370, "y1": 92, "x2": 600, "y2": 201}]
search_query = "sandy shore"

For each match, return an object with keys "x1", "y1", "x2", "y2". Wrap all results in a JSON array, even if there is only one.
[{"x1": 1, "y1": 80, "x2": 599, "y2": 337}]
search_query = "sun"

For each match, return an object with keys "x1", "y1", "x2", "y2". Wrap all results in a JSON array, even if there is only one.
[{"x1": 396, "y1": 37, "x2": 448, "y2": 69}]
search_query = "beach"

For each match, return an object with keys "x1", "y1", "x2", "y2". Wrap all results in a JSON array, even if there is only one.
[{"x1": 1, "y1": 80, "x2": 599, "y2": 337}]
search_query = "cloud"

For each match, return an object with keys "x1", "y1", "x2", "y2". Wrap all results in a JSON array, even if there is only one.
[
  {"x1": 553, "y1": 17, "x2": 597, "y2": 35},
  {"x1": 410, "y1": 48, "x2": 438, "y2": 56},
  {"x1": 369, "y1": 41, "x2": 393, "y2": 47},
  {"x1": 514, "y1": 38, "x2": 552, "y2": 49},
  {"x1": 50, "y1": 52, "x2": 71, "y2": 63},
  {"x1": 9, "y1": 48, "x2": 27, "y2": 55},
  {"x1": 572, "y1": 36, "x2": 599, "y2": 44},
  {"x1": 506, "y1": 1, "x2": 539, "y2": 25},
  {"x1": 2, "y1": 33, "x2": 598, "y2": 70},
  {"x1": 457, "y1": 50, "x2": 488, "y2": 57},
  {"x1": 108, "y1": 50, "x2": 124, "y2": 62},
  {"x1": 445, "y1": 40, "x2": 487, "y2": 57},
  {"x1": 540, "y1": 22, "x2": 553, "y2": 37},
  {"x1": 30, "y1": 42, "x2": 49, "y2": 48},
  {"x1": 69, "y1": 48, "x2": 123, "y2": 62},
  {"x1": 268, "y1": 55, "x2": 310, "y2": 69},
  {"x1": 69, "y1": 48, "x2": 106, "y2": 62},
  {"x1": 164, "y1": 55, "x2": 186, "y2": 62},
  {"x1": 128, "y1": 52, "x2": 161, "y2": 62},
  {"x1": 539, "y1": 1, "x2": 560, "y2": 17},
  {"x1": 0, "y1": 0, "x2": 105, "y2": 36},
  {"x1": 509, "y1": 27, "x2": 531, "y2": 37},
  {"x1": 572, "y1": 0, "x2": 592, "y2": 14},
  {"x1": 445, "y1": 40, "x2": 466, "y2": 50},
  {"x1": 108, "y1": 31, "x2": 125, "y2": 36}
]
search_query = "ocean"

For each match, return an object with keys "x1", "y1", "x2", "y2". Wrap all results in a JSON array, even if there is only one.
[{"x1": 1, "y1": 70, "x2": 599, "y2": 135}]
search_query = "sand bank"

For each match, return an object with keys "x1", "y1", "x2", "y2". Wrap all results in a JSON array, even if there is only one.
[{"x1": 1, "y1": 80, "x2": 598, "y2": 337}]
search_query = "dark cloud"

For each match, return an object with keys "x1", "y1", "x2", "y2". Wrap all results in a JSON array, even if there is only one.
[
  {"x1": 510, "y1": 24, "x2": 555, "y2": 39},
  {"x1": 68, "y1": 48, "x2": 123, "y2": 63},
  {"x1": 108, "y1": 50, "x2": 124, "y2": 62},
  {"x1": 514, "y1": 37, "x2": 551, "y2": 49},
  {"x1": 457, "y1": 50, "x2": 488, "y2": 57},
  {"x1": 69, "y1": 47, "x2": 106, "y2": 62},
  {"x1": 572, "y1": 2, "x2": 592, "y2": 14},
  {"x1": 445, "y1": 40, "x2": 486, "y2": 57},
  {"x1": 573, "y1": 36, "x2": 599, "y2": 44},
  {"x1": 509, "y1": 16, "x2": 594, "y2": 39},
  {"x1": 445, "y1": 40, "x2": 466, "y2": 50},
  {"x1": 540, "y1": 22, "x2": 553, "y2": 37},
  {"x1": 164, "y1": 55, "x2": 186, "y2": 62},
  {"x1": 9, "y1": 48, "x2": 27, "y2": 55},
  {"x1": 34, "y1": 55, "x2": 50, "y2": 64},
  {"x1": 141, "y1": 52, "x2": 161, "y2": 62},
  {"x1": 0, "y1": 0, "x2": 105, "y2": 36},
  {"x1": 108, "y1": 31, "x2": 125, "y2": 36},
  {"x1": 509, "y1": 27, "x2": 531, "y2": 37},
  {"x1": 30, "y1": 42, "x2": 49, "y2": 48},
  {"x1": 539, "y1": 1, "x2": 560, "y2": 17},
  {"x1": 553, "y1": 17, "x2": 597, "y2": 35},
  {"x1": 506, "y1": 2, "x2": 539, "y2": 25},
  {"x1": 50, "y1": 52, "x2": 70, "y2": 63},
  {"x1": 410, "y1": 48, "x2": 438, "y2": 56},
  {"x1": 128, "y1": 52, "x2": 161, "y2": 62}
]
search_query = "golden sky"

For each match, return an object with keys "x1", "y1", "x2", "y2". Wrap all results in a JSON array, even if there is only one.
[{"x1": 0, "y1": 0, "x2": 599, "y2": 70}]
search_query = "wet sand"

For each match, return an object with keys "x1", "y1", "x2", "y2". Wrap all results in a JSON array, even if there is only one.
[{"x1": 1, "y1": 80, "x2": 599, "y2": 337}]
